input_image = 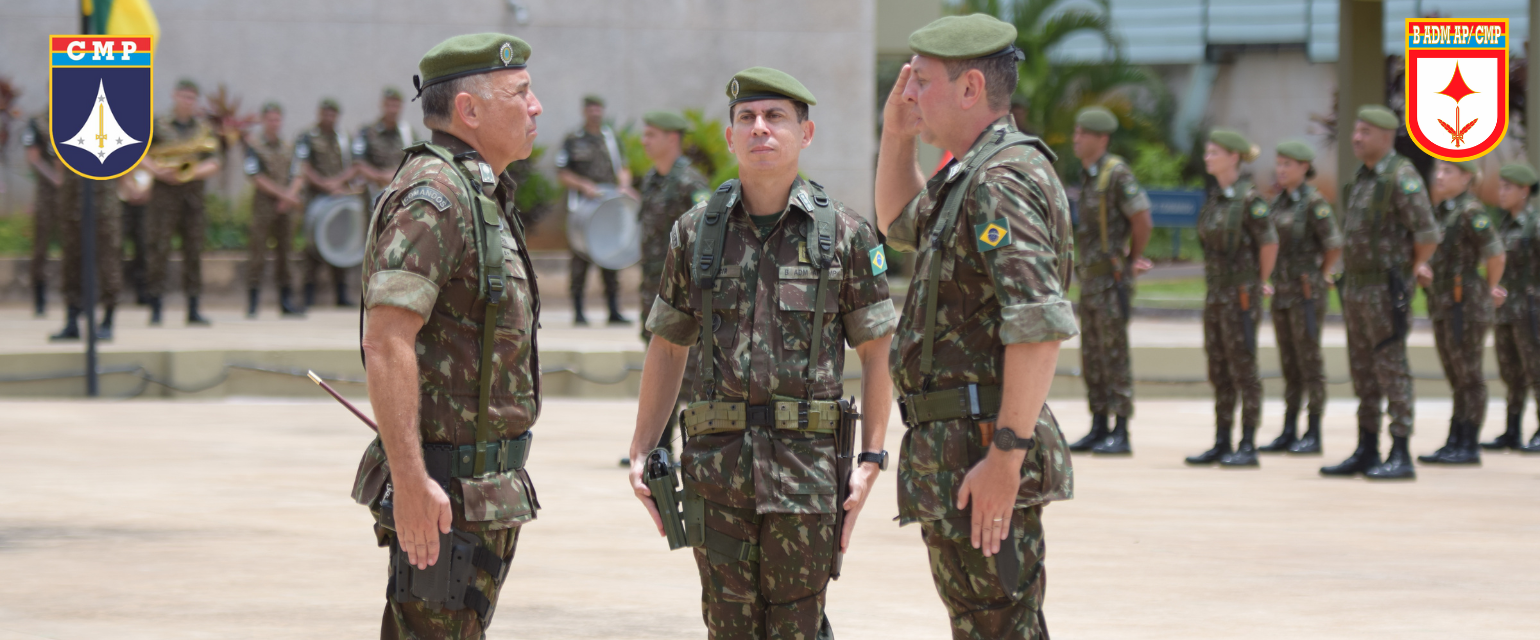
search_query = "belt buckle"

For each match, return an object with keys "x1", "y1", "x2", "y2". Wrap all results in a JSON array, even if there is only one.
[
  {"x1": 747, "y1": 405, "x2": 772, "y2": 427},
  {"x1": 966, "y1": 383, "x2": 982, "y2": 420},
  {"x1": 898, "y1": 397, "x2": 912, "y2": 425}
]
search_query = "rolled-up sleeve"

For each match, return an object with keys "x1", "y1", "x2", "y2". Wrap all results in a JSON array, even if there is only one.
[
  {"x1": 974, "y1": 173, "x2": 1079, "y2": 344},
  {"x1": 362, "y1": 181, "x2": 464, "y2": 321},
  {"x1": 840, "y1": 215, "x2": 897, "y2": 346}
]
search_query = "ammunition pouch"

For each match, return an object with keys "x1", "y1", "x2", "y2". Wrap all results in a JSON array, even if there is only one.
[
  {"x1": 898, "y1": 383, "x2": 1003, "y2": 427},
  {"x1": 644, "y1": 448, "x2": 690, "y2": 550},
  {"x1": 681, "y1": 399, "x2": 842, "y2": 437},
  {"x1": 387, "y1": 528, "x2": 509, "y2": 625}
]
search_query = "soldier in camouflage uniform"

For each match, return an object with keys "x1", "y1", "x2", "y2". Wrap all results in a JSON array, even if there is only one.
[
  {"x1": 1260, "y1": 140, "x2": 1341, "y2": 455},
  {"x1": 634, "y1": 109, "x2": 709, "y2": 458},
  {"x1": 355, "y1": 34, "x2": 544, "y2": 639},
  {"x1": 1067, "y1": 105, "x2": 1151, "y2": 455},
  {"x1": 48, "y1": 170, "x2": 124, "y2": 342},
  {"x1": 353, "y1": 87, "x2": 418, "y2": 197},
  {"x1": 629, "y1": 67, "x2": 896, "y2": 640},
  {"x1": 556, "y1": 94, "x2": 633, "y2": 326},
  {"x1": 22, "y1": 112, "x2": 63, "y2": 317},
  {"x1": 1184, "y1": 129, "x2": 1278, "y2": 468},
  {"x1": 1321, "y1": 106, "x2": 1439, "y2": 480},
  {"x1": 1417, "y1": 160, "x2": 1505, "y2": 465},
  {"x1": 297, "y1": 98, "x2": 356, "y2": 309},
  {"x1": 1484, "y1": 163, "x2": 1540, "y2": 452},
  {"x1": 876, "y1": 15, "x2": 1076, "y2": 639},
  {"x1": 143, "y1": 78, "x2": 220, "y2": 326},
  {"x1": 242, "y1": 102, "x2": 305, "y2": 318}
]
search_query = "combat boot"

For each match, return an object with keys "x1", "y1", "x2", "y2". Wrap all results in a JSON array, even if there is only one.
[
  {"x1": 1365, "y1": 435, "x2": 1417, "y2": 480},
  {"x1": 573, "y1": 297, "x2": 589, "y2": 327},
  {"x1": 1521, "y1": 427, "x2": 1540, "y2": 453},
  {"x1": 1481, "y1": 411, "x2": 1523, "y2": 450},
  {"x1": 606, "y1": 292, "x2": 631, "y2": 326},
  {"x1": 96, "y1": 305, "x2": 115, "y2": 342},
  {"x1": 1259, "y1": 405, "x2": 1299, "y2": 452},
  {"x1": 1435, "y1": 421, "x2": 1481, "y2": 465},
  {"x1": 1418, "y1": 417, "x2": 1460, "y2": 463},
  {"x1": 187, "y1": 296, "x2": 212, "y2": 327},
  {"x1": 303, "y1": 283, "x2": 316, "y2": 309},
  {"x1": 279, "y1": 287, "x2": 305, "y2": 317},
  {"x1": 335, "y1": 281, "x2": 354, "y2": 307},
  {"x1": 1321, "y1": 427, "x2": 1381, "y2": 476},
  {"x1": 1092, "y1": 415, "x2": 1132, "y2": 455},
  {"x1": 148, "y1": 296, "x2": 163, "y2": 326},
  {"x1": 49, "y1": 305, "x2": 82, "y2": 342},
  {"x1": 1220, "y1": 424, "x2": 1260, "y2": 467},
  {"x1": 1069, "y1": 414, "x2": 1109, "y2": 452},
  {"x1": 1288, "y1": 413, "x2": 1323, "y2": 454},
  {"x1": 1185, "y1": 422, "x2": 1233, "y2": 465},
  {"x1": 33, "y1": 282, "x2": 46, "y2": 317},
  {"x1": 247, "y1": 288, "x2": 260, "y2": 319}
]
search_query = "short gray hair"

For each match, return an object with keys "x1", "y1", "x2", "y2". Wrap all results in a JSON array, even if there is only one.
[{"x1": 422, "y1": 74, "x2": 494, "y2": 129}]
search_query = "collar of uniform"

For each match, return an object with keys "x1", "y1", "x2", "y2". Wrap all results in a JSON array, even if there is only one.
[
  {"x1": 948, "y1": 115, "x2": 1018, "y2": 186},
  {"x1": 1285, "y1": 186, "x2": 1304, "y2": 202},
  {"x1": 1441, "y1": 189, "x2": 1472, "y2": 212},
  {"x1": 1085, "y1": 153, "x2": 1108, "y2": 178},
  {"x1": 1372, "y1": 150, "x2": 1400, "y2": 176},
  {"x1": 429, "y1": 129, "x2": 512, "y2": 198},
  {"x1": 671, "y1": 155, "x2": 693, "y2": 174},
  {"x1": 1221, "y1": 183, "x2": 1239, "y2": 200},
  {"x1": 728, "y1": 176, "x2": 813, "y2": 221}
]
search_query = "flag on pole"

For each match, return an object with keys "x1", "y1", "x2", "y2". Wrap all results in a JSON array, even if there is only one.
[{"x1": 82, "y1": 0, "x2": 160, "y2": 41}]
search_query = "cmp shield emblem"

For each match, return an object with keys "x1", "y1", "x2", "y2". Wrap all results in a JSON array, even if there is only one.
[
  {"x1": 1405, "y1": 18, "x2": 1509, "y2": 161},
  {"x1": 50, "y1": 35, "x2": 154, "y2": 180}
]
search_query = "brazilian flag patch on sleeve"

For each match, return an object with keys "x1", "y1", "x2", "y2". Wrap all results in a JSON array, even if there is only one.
[
  {"x1": 692, "y1": 190, "x2": 710, "y2": 205},
  {"x1": 1400, "y1": 176, "x2": 1422, "y2": 194},
  {"x1": 869, "y1": 247, "x2": 888, "y2": 276},
  {"x1": 975, "y1": 218, "x2": 1012, "y2": 252},
  {"x1": 1249, "y1": 201, "x2": 1268, "y2": 218},
  {"x1": 1473, "y1": 214, "x2": 1490, "y2": 230},
  {"x1": 1314, "y1": 203, "x2": 1331, "y2": 219}
]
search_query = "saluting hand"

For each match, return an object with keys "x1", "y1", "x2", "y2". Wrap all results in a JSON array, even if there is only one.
[
  {"x1": 839, "y1": 462, "x2": 881, "y2": 553},
  {"x1": 882, "y1": 64, "x2": 923, "y2": 140}
]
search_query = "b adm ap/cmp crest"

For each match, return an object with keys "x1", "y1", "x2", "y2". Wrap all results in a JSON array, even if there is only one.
[
  {"x1": 1405, "y1": 19, "x2": 1508, "y2": 162},
  {"x1": 50, "y1": 35, "x2": 154, "y2": 180}
]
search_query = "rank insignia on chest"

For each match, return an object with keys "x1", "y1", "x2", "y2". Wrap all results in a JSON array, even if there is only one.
[
  {"x1": 1250, "y1": 201, "x2": 1268, "y2": 218},
  {"x1": 975, "y1": 218, "x2": 1011, "y2": 252},
  {"x1": 1473, "y1": 214, "x2": 1490, "y2": 230},
  {"x1": 798, "y1": 242, "x2": 811, "y2": 264},
  {"x1": 869, "y1": 247, "x2": 888, "y2": 275},
  {"x1": 1314, "y1": 203, "x2": 1331, "y2": 219}
]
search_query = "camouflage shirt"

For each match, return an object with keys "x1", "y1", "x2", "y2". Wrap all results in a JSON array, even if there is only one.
[
  {"x1": 21, "y1": 114, "x2": 58, "y2": 163},
  {"x1": 886, "y1": 116, "x2": 1077, "y2": 521},
  {"x1": 1496, "y1": 206, "x2": 1536, "y2": 325},
  {"x1": 353, "y1": 119, "x2": 415, "y2": 170},
  {"x1": 297, "y1": 125, "x2": 351, "y2": 198},
  {"x1": 1340, "y1": 152, "x2": 1440, "y2": 301},
  {"x1": 362, "y1": 130, "x2": 542, "y2": 529},
  {"x1": 1196, "y1": 180, "x2": 1276, "y2": 304},
  {"x1": 243, "y1": 133, "x2": 296, "y2": 193},
  {"x1": 645, "y1": 178, "x2": 896, "y2": 514},
  {"x1": 1269, "y1": 184, "x2": 1342, "y2": 308},
  {"x1": 638, "y1": 156, "x2": 709, "y2": 276},
  {"x1": 553, "y1": 126, "x2": 624, "y2": 184},
  {"x1": 1427, "y1": 190, "x2": 1502, "y2": 320},
  {"x1": 1074, "y1": 153, "x2": 1150, "y2": 294}
]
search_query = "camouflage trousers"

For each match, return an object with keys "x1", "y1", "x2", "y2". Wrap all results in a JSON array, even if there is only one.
[
  {"x1": 1078, "y1": 285, "x2": 1133, "y2": 417},
  {"x1": 30, "y1": 176, "x2": 61, "y2": 287},
  {"x1": 57, "y1": 175, "x2": 124, "y2": 308},
  {"x1": 1432, "y1": 312, "x2": 1490, "y2": 427},
  {"x1": 145, "y1": 179, "x2": 207, "y2": 297},
  {"x1": 1203, "y1": 297, "x2": 1262, "y2": 431},
  {"x1": 1271, "y1": 297, "x2": 1328, "y2": 417},
  {"x1": 381, "y1": 525, "x2": 520, "y2": 640},
  {"x1": 920, "y1": 506, "x2": 1048, "y2": 640},
  {"x1": 245, "y1": 195, "x2": 295, "y2": 289},
  {"x1": 691, "y1": 498, "x2": 836, "y2": 640},
  {"x1": 1343, "y1": 287, "x2": 1414, "y2": 437},
  {"x1": 1493, "y1": 321, "x2": 1540, "y2": 417},
  {"x1": 570, "y1": 252, "x2": 619, "y2": 300}
]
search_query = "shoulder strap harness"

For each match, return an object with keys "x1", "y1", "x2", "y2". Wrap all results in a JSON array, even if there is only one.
[{"x1": 1095, "y1": 155, "x2": 1125, "y2": 256}]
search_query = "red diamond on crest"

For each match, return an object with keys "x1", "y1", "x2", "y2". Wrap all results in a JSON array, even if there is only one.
[{"x1": 1438, "y1": 62, "x2": 1478, "y2": 104}]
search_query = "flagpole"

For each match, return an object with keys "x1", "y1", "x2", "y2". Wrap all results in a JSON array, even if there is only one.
[{"x1": 80, "y1": 0, "x2": 100, "y2": 397}]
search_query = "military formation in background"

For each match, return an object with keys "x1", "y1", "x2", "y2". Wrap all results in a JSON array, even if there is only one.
[{"x1": 556, "y1": 94, "x2": 632, "y2": 326}]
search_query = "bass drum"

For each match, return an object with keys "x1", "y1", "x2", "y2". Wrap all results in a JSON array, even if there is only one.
[
  {"x1": 305, "y1": 194, "x2": 368, "y2": 269},
  {"x1": 566, "y1": 186, "x2": 641, "y2": 270}
]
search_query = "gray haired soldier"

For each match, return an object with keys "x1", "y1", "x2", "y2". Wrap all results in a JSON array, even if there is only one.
[
  {"x1": 1068, "y1": 105, "x2": 1152, "y2": 455},
  {"x1": 1260, "y1": 140, "x2": 1340, "y2": 454},
  {"x1": 355, "y1": 33, "x2": 544, "y2": 639},
  {"x1": 1484, "y1": 163, "x2": 1540, "y2": 452},
  {"x1": 1418, "y1": 160, "x2": 1504, "y2": 465},
  {"x1": 877, "y1": 14, "x2": 1076, "y2": 638},
  {"x1": 1321, "y1": 105, "x2": 1439, "y2": 480}
]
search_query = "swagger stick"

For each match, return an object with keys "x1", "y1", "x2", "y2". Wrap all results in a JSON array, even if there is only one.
[{"x1": 307, "y1": 370, "x2": 379, "y2": 432}]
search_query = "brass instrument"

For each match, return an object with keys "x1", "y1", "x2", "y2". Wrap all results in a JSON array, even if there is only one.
[{"x1": 148, "y1": 133, "x2": 219, "y2": 183}]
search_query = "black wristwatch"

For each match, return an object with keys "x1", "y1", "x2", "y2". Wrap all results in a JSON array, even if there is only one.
[
  {"x1": 857, "y1": 450, "x2": 888, "y2": 471},
  {"x1": 992, "y1": 427, "x2": 1035, "y2": 452}
]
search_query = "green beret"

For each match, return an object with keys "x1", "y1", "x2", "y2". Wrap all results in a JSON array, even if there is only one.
[
  {"x1": 318, "y1": 98, "x2": 340, "y2": 112},
  {"x1": 415, "y1": 33, "x2": 531, "y2": 97},
  {"x1": 583, "y1": 94, "x2": 605, "y2": 107},
  {"x1": 259, "y1": 101, "x2": 282, "y2": 115},
  {"x1": 643, "y1": 110, "x2": 690, "y2": 132},
  {"x1": 382, "y1": 87, "x2": 403, "y2": 100},
  {"x1": 1075, "y1": 106, "x2": 1117, "y2": 134},
  {"x1": 1446, "y1": 160, "x2": 1479, "y2": 175},
  {"x1": 1500, "y1": 163, "x2": 1538, "y2": 186},
  {"x1": 1357, "y1": 105, "x2": 1400, "y2": 130},
  {"x1": 1209, "y1": 128, "x2": 1253, "y2": 156},
  {"x1": 1275, "y1": 139, "x2": 1315, "y2": 162},
  {"x1": 174, "y1": 78, "x2": 200, "y2": 94},
  {"x1": 726, "y1": 67, "x2": 817, "y2": 107},
  {"x1": 908, "y1": 14, "x2": 1022, "y2": 61}
]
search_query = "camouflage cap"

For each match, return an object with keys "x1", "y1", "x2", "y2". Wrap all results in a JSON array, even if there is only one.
[
  {"x1": 583, "y1": 94, "x2": 605, "y2": 107},
  {"x1": 382, "y1": 86, "x2": 403, "y2": 100},
  {"x1": 643, "y1": 110, "x2": 690, "y2": 132},
  {"x1": 318, "y1": 97, "x2": 340, "y2": 112},
  {"x1": 1209, "y1": 128, "x2": 1256, "y2": 159},
  {"x1": 1074, "y1": 106, "x2": 1117, "y2": 134},
  {"x1": 1357, "y1": 104, "x2": 1399, "y2": 131},
  {"x1": 260, "y1": 101, "x2": 282, "y2": 115},
  {"x1": 175, "y1": 78, "x2": 200, "y2": 94},
  {"x1": 414, "y1": 33, "x2": 531, "y2": 98},
  {"x1": 908, "y1": 14, "x2": 1023, "y2": 61},
  {"x1": 1275, "y1": 139, "x2": 1315, "y2": 162},
  {"x1": 1500, "y1": 163, "x2": 1538, "y2": 186},
  {"x1": 726, "y1": 67, "x2": 817, "y2": 107}
]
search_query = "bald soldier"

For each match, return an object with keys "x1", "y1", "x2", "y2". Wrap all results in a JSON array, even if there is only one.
[
  {"x1": 1067, "y1": 105, "x2": 1151, "y2": 455},
  {"x1": 354, "y1": 34, "x2": 544, "y2": 639},
  {"x1": 877, "y1": 15, "x2": 1075, "y2": 638},
  {"x1": 629, "y1": 68, "x2": 896, "y2": 639},
  {"x1": 1321, "y1": 105, "x2": 1439, "y2": 480}
]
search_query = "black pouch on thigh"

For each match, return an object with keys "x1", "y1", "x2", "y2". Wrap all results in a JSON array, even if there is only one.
[{"x1": 388, "y1": 528, "x2": 510, "y2": 625}]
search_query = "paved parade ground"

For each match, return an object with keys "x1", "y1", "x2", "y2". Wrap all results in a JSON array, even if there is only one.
[{"x1": 1, "y1": 398, "x2": 1537, "y2": 639}]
